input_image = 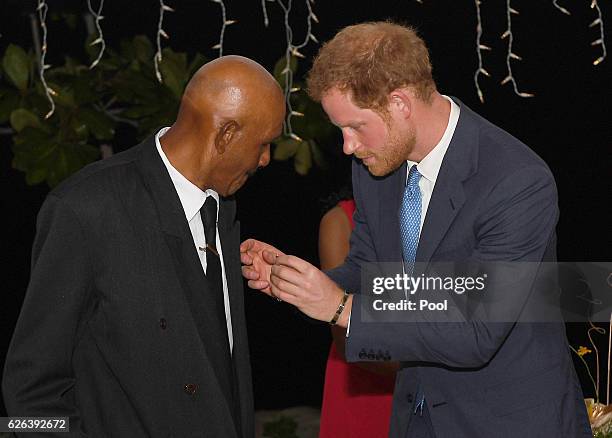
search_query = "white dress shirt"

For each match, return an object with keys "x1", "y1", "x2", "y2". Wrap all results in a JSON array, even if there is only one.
[
  {"x1": 347, "y1": 96, "x2": 460, "y2": 334},
  {"x1": 155, "y1": 127, "x2": 233, "y2": 353},
  {"x1": 407, "y1": 95, "x2": 460, "y2": 233}
]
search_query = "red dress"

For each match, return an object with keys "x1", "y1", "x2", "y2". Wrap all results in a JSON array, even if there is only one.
[{"x1": 319, "y1": 200, "x2": 395, "y2": 438}]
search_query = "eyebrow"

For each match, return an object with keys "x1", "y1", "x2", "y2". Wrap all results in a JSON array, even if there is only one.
[{"x1": 333, "y1": 120, "x2": 365, "y2": 128}]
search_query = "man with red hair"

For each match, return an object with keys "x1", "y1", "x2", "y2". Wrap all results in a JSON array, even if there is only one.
[{"x1": 241, "y1": 22, "x2": 591, "y2": 437}]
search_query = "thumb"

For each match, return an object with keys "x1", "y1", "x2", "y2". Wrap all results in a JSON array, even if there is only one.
[{"x1": 262, "y1": 250, "x2": 278, "y2": 265}]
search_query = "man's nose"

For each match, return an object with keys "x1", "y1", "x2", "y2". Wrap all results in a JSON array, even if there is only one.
[
  {"x1": 342, "y1": 131, "x2": 358, "y2": 155},
  {"x1": 259, "y1": 144, "x2": 271, "y2": 168}
]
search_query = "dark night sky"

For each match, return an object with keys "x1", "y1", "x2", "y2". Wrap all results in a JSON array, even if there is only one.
[{"x1": 1, "y1": 0, "x2": 611, "y2": 415}]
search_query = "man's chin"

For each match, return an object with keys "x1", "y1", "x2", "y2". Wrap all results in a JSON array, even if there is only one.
[
  {"x1": 363, "y1": 162, "x2": 386, "y2": 177},
  {"x1": 364, "y1": 161, "x2": 398, "y2": 178},
  {"x1": 228, "y1": 174, "x2": 250, "y2": 196}
]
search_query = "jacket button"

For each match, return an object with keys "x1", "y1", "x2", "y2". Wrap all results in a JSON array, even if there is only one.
[
  {"x1": 159, "y1": 318, "x2": 167, "y2": 330},
  {"x1": 184, "y1": 383, "x2": 197, "y2": 395}
]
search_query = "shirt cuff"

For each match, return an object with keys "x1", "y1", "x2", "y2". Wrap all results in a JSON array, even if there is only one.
[{"x1": 345, "y1": 309, "x2": 352, "y2": 337}]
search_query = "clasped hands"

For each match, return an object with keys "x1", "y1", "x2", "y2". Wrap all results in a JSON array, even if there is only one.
[{"x1": 240, "y1": 239, "x2": 352, "y2": 327}]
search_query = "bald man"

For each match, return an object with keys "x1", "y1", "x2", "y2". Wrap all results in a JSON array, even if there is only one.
[{"x1": 3, "y1": 56, "x2": 285, "y2": 437}]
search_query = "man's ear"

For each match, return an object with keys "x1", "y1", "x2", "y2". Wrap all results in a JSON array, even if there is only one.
[
  {"x1": 214, "y1": 120, "x2": 240, "y2": 154},
  {"x1": 388, "y1": 88, "x2": 412, "y2": 119}
]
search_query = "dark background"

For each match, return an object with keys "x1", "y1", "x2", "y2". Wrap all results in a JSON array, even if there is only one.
[{"x1": 1, "y1": 0, "x2": 610, "y2": 416}]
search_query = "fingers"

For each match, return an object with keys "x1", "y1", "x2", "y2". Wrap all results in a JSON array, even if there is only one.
[
  {"x1": 240, "y1": 239, "x2": 255, "y2": 252},
  {"x1": 274, "y1": 255, "x2": 311, "y2": 274},
  {"x1": 247, "y1": 279, "x2": 270, "y2": 291},
  {"x1": 270, "y1": 282, "x2": 298, "y2": 306},
  {"x1": 262, "y1": 250, "x2": 278, "y2": 265},
  {"x1": 240, "y1": 251, "x2": 254, "y2": 265},
  {"x1": 270, "y1": 264, "x2": 304, "y2": 289},
  {"x1": 270, "y1": 270, "x2": 302, "y2": 297},
  {"x1": 242, "y1": 265, "x2": 260, "y2": 280}
]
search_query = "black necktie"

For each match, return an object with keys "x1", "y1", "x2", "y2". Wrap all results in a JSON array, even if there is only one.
[{"x1": 200, "y1": 197, "x2": 234, "y2": 396}]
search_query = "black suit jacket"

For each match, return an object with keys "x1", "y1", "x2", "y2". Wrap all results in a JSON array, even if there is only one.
[
  {"x1": 3, "y1": 136, "x2": 254, "y2": 437},
  {"x1": 328, "y1": 100, "x2": 592, "y2": 437}
]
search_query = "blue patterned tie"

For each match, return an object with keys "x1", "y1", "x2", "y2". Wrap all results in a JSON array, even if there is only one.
[
  {"x1": 399, "y1": 165, "x2": 426, "y2": 416},
  {"x1": 399, "y1": 165, "x2": 422, "y2": 274}
]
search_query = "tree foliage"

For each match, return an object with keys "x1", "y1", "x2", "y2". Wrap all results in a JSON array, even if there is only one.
[{"x1": 1, "y1": 33, "x2": 336, "y2": 187}]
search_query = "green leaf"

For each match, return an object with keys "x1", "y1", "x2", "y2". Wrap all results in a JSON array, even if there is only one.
[
  {"x1": 0, "y1": 88, "x2": 21, "y2": 123},
  {"x1": 47, "y1": 147, "x2": 69, "y2": 187},
  {"x1": 2, "y1": 44, "x2": 30, "y2": 92},
  {"x1": 10, "y1": 108, "x2": 40, "y2": 132},
  {"x1": 46, "y1": 143, "x2": 99, "y2": 188},
  {"x1": 133, "y1": 35, "x2": 154, "y2": 64},
  {"x1": 187, "y1": 53, "x2": 207, "y2": 77},
  {"x1": 273, "y1": 55, "x2": 298, "y2": 85},
  {"x1": 159, "y1": 49, "x2": 188, "y2": 99},
  {"x1": 262, "y1": 415, "x2": 299, "y2": 438},
  {"x1": 11, "y1": 127, "x2": 56, "y2": 172},
  {"x1": 12, "y1": 127, "x2": 100, "y2": 187},
  {"x1": 25, "y1": 166, "x2": 48, "y2": 185},
  {"x1": 45, "y1": 81, "x2": 76, "y2": 108},
  {"x1": 309, "y1": 140, "x2": 328, "y2": 170},
  {"x1": 294, "y1": 140, "x2": 312, "y2": 175},
  {"x1": 68, "y1": 115, "x2": 90, "y2": 142},
  {"x1": 122, "y1": 104, "x2": 161, "y2": 119},
  {"x1": 290, "y1": 96, "x2": 333, "y2": 140},
  {"x1": 273, "y1": 138, "x2": 300, "y2": 161},
  {"x1": 77, "y1": 108, "x2": 115, "y2": 140},
  {"x1": 72, "y1": 73, "x2": 101, "y2": 105}
]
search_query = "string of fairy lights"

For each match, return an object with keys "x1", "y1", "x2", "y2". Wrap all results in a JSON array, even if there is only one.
[
  {"x1": 86, "y1": 0, "x2": 106, "y2": 69},
  {"x1": 275, "y1": 0, "x2": 319, "y2": 142},
  {"x1": 35, "y1": 0, "x2": 55, "y2": 120},
  {"x1": 553, "y1": 0, "x2": 571, "y2": 16},
  {"x1": 590, "y1": 0, "x2": 607, "y2": 66},
  {"x1": 154, "y1": 0, "x2": 174, "y2": 83},
  {"x1": 211, "y1": 0, "x2": 237, "y2": 58},
  {"x1": 473, "y1": 0, "x2": 490, "y2": 103},
  {"x1": 469, "y1": 0, "x2": 607, "y2": 102},
  {"x1": 261, "y1": 0, "x2": 272, "y2": 28},
  {"x1": 28, "y1": 1, "x2": 608, "y2": 120},
  {"x1": 500, "y1": 0, "x2": 534, "y2": 98}
]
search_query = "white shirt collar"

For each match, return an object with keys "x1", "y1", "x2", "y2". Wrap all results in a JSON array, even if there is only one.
[
  {"x1": 155, "y1": 127, "x2": 219, "y2": 223},
  {"x1": 407, "y1": 95, "x2": 460, "y2": 183}
]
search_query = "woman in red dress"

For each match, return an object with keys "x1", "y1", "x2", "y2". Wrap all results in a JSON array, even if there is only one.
[{"x1": 318, "y1": 197, "x2": 397, "y2": 438}]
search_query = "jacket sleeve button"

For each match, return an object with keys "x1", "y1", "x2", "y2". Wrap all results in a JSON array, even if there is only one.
[{"x1": 184, "y1": 383, "x2": 197, "y2": 395}]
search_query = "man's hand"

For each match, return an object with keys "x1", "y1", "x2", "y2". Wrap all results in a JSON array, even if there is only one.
[
  {"x1": 240, "y1": 238, "x2": 285, "y2": 295},
  {"x1": 270, "y1": 255, "x2": 352, "y2": 327}
]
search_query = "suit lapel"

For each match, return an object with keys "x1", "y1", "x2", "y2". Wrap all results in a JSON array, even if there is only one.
[
  {"x1": 218, "y1": 199, "x2": 242, "y2": 343},
  {"x1": 417, "y1": 164, "x2": 465, "y2": 263},
  {"x1": 416, "y1": 98, "x2": 479, "y2": 263},
  {"x1": 218, "y1": 199, "x2": 252, "y2": 432},
  {"x1": 134, "y1": 135, "x2": 237, "y2": 419}
]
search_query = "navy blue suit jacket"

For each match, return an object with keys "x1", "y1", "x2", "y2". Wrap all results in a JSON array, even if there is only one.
[{"x1": 327, "y1": 100, "x2": 592, "y2": 437}]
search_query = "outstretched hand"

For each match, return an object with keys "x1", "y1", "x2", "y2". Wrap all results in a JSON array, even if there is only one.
[
  {"x1": 270, "y1": 255, "x2": 351, "y2": 326},
  {"x1": 240, "y1": 238, "x2": 285, "y2": 295}
]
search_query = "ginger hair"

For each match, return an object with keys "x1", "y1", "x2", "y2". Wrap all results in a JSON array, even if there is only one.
[{"x1": 307, "y1": 21, "x2": 436, "y2": 113}]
